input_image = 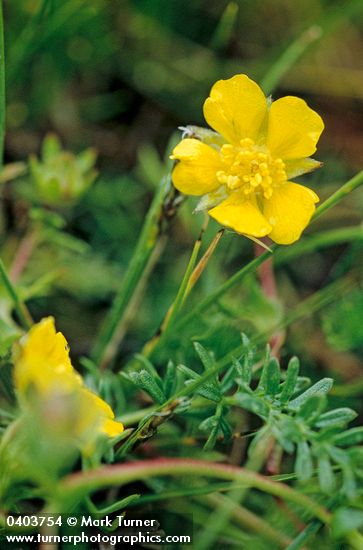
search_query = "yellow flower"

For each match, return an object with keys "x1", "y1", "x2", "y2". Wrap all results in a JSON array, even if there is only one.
[
  {"x1": 13, "y1": 317, "x2": 123, "y2": 450},
  {"x1": 171, "y1": 74, "x2": 324, "y2": 244}
]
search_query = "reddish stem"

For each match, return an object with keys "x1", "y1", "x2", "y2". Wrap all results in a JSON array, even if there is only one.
[
  {"x1": 10, "y1": 231, "x2": 38, "y2": 283},
  {"x1": 254, "y1": 240, "x2": 285, "y2": 357},
  {"x1": 60, "y1": 457, "x2": 330, "y2": 524}
]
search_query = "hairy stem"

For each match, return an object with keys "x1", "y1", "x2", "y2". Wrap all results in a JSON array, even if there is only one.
[{"x1": 60, "y1": 458, "x2": 331, "y2": 525}]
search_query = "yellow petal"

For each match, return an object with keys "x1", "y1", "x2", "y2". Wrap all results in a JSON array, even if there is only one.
[
  {"x1": 77, "y1": 388, "x2": 124, "y2": 441},
  {"x1": 208, "y1": 192, "x2": 272, "y2": 237},
  {"x1": 171, "y1": 138, "x2": 223, "y2": 196},
  {"x1": 102, "y1": 418, "x2": 124, "y2": 437},
  {"x1": 14, "y1": 317, "x2": 124, "y2": 456},
  {"x1": 20, "y1": 317, "x2": 57, "y2": 361},
  {"x1": 203, "y1": 74, "x2": 267, "y2": 145},
  {"x1": 262, "y1": 182, "x2": 319, "y2": 244},
  {"x1": 14, "y1": 317, "x2": 80, "y2": 395},
  {"x1": 267, "y1": 96, "x2": 324, "y2": 160}
]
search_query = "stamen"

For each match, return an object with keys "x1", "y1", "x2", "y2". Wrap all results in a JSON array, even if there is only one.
[{"x1": 216, "y1": 138, "x2": 287, "y2": 199}]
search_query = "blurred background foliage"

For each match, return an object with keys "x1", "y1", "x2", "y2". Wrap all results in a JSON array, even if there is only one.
[{"x1": 1, "y1": 0, "x2": 363, "y2": 416}]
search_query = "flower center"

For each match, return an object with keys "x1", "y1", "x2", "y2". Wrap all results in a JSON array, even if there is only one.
[{"x1": 216, "y1": 138, "x2": 286, "y2": 199}]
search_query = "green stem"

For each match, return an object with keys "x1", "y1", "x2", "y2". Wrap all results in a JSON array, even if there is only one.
[
  {"x1": 160, "y1": 248, "x2": 274, "y2": 345},
  {"x1": 287, "y1": 518, "x2": 363, "y2": 550},
  {"x1": 143, "y1": 221, "x2": 223, "y2": 358},
  {"x1": 209, "y1": 2, "x2": 239, "y2": 52},
  {"x1": 274, "y1": 225, "x2": 363, "y2": 265},
  {"x1": 261, "y1": 25, "x2": 322, "y2": 95},
  {"x1": 91, "y1": 175, "x2": 171, "y2": 365},
  {"x1": 166, "y1": 229, "x2": 205, "y2": 324},
  {"x1": 204, "y1": 493, "x2": 291, "y2": 548},
  {"x1": 260, "y1": 0, "x2": 363, "y2": 96},
  {"x1": 118, "y1": 406, "x2": 155, "y2": 427},
  {"x1": 143, "y1": 227, "x2": 223, "y2": 359},
  {"x1": 129, "y1": 466, "x2": 337, "y2": 507},
  {"x1": 346, "y1": 530, "x2": 363, "y2": 550},
  {"x1": 142, "y1": 236, "x2": 202, "y2": 358},
  {"x1": 60, "y1": 458, "x2": 331, "y2": 524},
  {"x1": 313, "y1": 171, "x2": 363, "y2": 221},
  {"x1": 285, "y1": 520, "x2": 322, "y2": 550},
  {"x1": 197, "y1": 433, "x2": 274, "y2": 550},
  {"x1": 129, "y1": 481, "x2": 246, "y2": 506},
  {"x1": 0, "y1": 247, "x2": 32, "y2": 330},
  {"x1": 100, "y1": 236, "x2": 167, "y2": 367},
  {"x1": 157, "y1": 228, "x2": 204, "y2": 330}
]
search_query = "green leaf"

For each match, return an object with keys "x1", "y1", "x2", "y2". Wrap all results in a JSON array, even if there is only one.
[
  {"x1": 234, "y1": 393, "x2": 269, "y2": 419},
  {"x1": 164, "y1": 360, "x2": 177, "y2": 398},
  {"x1": 134, "y1": 354, "x2": 164, "y2": 392},
  {"x1": 177, "y1": 364, "x2": 199, "y2": 380},
  {"x1": 280, "y1": 356, "x2": 300, "y2": 405},
  {"x1": 204, "y1": 422, "x2": 221, "y2": 451},
  {"x1": 193, "y1": 383, "x2": 222, "y2": 403},
  {"x1": 129, "y1": 370, "x2": 166, "y2": 404},
  {"x1": 297, "y1": 395, "x2": 326, "y2": 424},
  {"x1": 328, "y1": 445, "x2": 349, "y2": 465},
  {"x1": 333, "y1": 427, "x2": 363, "y2": 447},
  {"x1": 220, "y1": 417, "x2": 233, "y2": 441},
  {"x1": 199, "y1": 415, "x2": 219, "y2": 432},
  {"x1": 349, "y1": 447, "x2": 363, "y2": 466},
  {"x1": 315, "y1": 408, "x2": 357, "y2": 428},
  {"x1": 178, "y1": 364, "x2": 221, "y2": 402},
  {"x1": 315, "y1": 425, "x2": 342, "y2": 442},
  {"x1": 233, "y1": 353, "x2": 253, "y2": 388},
  {"x1": 199, "y1": 403, "x2": 227, "y2": 451},
  {"x1": 220, "y1": 364, "x2": 237, "y2": 393},
  {"x1": 272, "y1": 425, "x2": 294, "y2": 454},
  {"x1": 257, "y1": 345, "x2": 271, "y2": 392},
  {"x1": 342, "y1": 467, "x2": 357, "y2": 500},
  {"x1": 288, "y1": 378, "x2": 333, "y2": 411},
  {"x1": 264, "y1": 357, "x2": 280, "y2": 397},
  {"x1": 292, "y1": 377, "x2": 311, "y2": 395},
  {"x1": 318, "y1": 453, "x2": 336, "y2": 494},
  {"x1": 194, "y1": 342, "x2": 215, "y2": 371},
  {"x1": 248, "y1": 425, "x2": 271, "y2": 457},
  {"x1": 295, "y1": 440, "x2": 313, "y2": 482}
]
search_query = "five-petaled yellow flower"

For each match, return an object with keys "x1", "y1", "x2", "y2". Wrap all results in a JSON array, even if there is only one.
[
  {"x1": 14, "y1": 317, "x2": 123, "y2": 451},
  {"x1": 171, "y1": 74, "x2": 324, "y2": 244}
]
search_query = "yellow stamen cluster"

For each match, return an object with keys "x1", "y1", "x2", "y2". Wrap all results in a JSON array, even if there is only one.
[{"x1": 216, "y1": 138, "x2": 287, "y2": 199}]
